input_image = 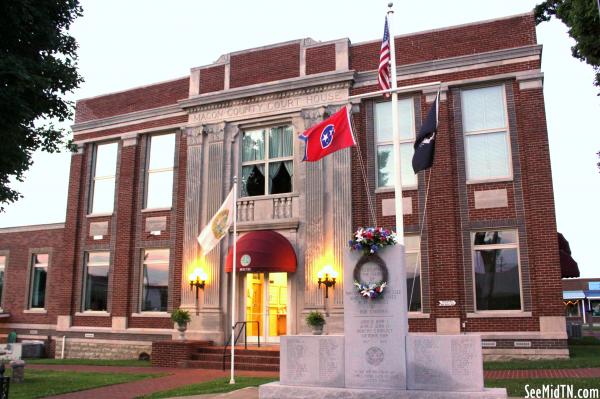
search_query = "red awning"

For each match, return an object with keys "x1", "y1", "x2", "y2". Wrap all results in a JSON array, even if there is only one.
[{"x1": 225, "y1": 230, "x2": 297, "y2": 273}]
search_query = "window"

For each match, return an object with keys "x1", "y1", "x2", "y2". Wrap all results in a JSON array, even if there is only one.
[
  {"x1": 91, "y1": 142, "x2": 118, "y2": 214},
  {"x1": 405, "y1": 235, "x2": 421, "y2": 312},
  {"x1": 141, "y1": 249, "x2": 169, "y2": 312},
  {"x1": 472, "y1": 230, "x2": 521, "y2": 311},
  {"x1": 83, "y1": 252, "x2": 110, "y2": 311},
  {"x1": 591, "y1": 300, "x2": 600, "y2": 317},
  {"x1": 564, "y1": 301, "x2": 580, "y2": 317},
  {"x1": 29, "y1": 253, "x2": 48, "y2": 309},
  {"x1": 146, "y1": 133, "x2": 176, "y2": 209},
  {"x1": 0, "y1": 255, "x2": 5, "y2": 307},
  {"x1": 461, "y1": 86, "x2": 511, "y2": 181},
  {"x1": 375, "y1": 98, "x2": 417, "y2": 188},
  {"x1": 241, "y1": 126, "x2": 293, "y2": 197}
]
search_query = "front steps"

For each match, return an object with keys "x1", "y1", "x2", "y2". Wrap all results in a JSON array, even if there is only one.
[{"x1": 180, "y1": 345, "x2": 280, "y2": 372}]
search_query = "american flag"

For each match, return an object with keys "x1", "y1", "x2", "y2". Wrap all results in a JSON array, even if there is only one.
[{"x1": 378, "y1": 16, "x2": 391, "y2": 96}]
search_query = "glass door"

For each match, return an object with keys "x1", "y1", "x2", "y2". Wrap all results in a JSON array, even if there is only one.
[{"x1": 245, "y1": 272, "x2": 287, "y2": 343}]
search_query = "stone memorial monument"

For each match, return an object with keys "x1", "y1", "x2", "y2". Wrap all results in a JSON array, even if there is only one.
[{"x1": 260, "y1": 245, "x2": 507, "y2": 398}]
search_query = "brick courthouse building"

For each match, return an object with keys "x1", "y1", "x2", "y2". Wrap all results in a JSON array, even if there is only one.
[{"x1": 0, "y1": 12, "x2": 568, "y2": 360}]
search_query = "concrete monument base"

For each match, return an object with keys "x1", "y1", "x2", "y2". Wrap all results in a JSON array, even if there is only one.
[{"x1": 259, "y1": 382, "x2": 508, "y2": 399}]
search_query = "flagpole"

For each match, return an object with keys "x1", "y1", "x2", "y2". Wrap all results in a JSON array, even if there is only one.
[
  {"x1": 230, "y1": 176, "x2": 238, "y2": 385},
  {"x1": 387, "y1": 3, "x2": 404, "y2": 243}
]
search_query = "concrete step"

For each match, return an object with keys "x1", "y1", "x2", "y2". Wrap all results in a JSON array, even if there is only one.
[
  {"x1": 185, "y1": 360, "x2": 279, "y2": 372},
  {"x1": 196, "y1": 347, "x2": 280, "y2": 357},
  {"x1": 191, "y1": 353, "x2": 279, "y2": 364}
]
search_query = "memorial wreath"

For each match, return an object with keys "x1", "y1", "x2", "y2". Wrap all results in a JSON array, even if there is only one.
[
  {"x1": 352, "y1": 253, "x2": 389, "y2": 299},
  {"x1": 349, "y1": 228, "x2": 395, "y2": 299}
]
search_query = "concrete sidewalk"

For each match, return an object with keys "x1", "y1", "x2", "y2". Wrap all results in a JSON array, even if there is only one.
[{"x1": 34, "y1": 363, "x2": 600, "y2": 399}]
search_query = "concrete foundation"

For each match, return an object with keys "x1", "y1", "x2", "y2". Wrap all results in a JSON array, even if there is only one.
[{"x1": 259, "y1": 382, "x2": 508, "y2": 399}]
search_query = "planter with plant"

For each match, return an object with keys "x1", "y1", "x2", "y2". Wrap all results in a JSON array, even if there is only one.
[
  {"x1": 306, "y1": 310, "x2": 326, "y2": 335},
  {"x1": 171, "y1": 308, "x2": 191, "y2": 340}
]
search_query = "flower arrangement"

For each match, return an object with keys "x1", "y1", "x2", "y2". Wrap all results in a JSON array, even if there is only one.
[
  {"x1": 354, "y1": 281, "x2": 387, "y2": 299},
  {"x1": 348, "y1": 227, "x2": 397, "y2": 256}
]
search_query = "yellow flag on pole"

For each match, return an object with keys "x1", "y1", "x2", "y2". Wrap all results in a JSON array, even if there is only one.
[{"x1": 197, "y1": 188, "x2": 234, "y2": 253}]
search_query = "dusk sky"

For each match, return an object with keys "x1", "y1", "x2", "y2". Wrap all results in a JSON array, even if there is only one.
[{"x1": 1, "y1": 0, "x2": 598, "y2": 277}]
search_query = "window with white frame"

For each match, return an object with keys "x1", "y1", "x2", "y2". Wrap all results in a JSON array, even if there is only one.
[
  {"x1": 564, "y1": 301, "x2": 581, "y2": 317},
  {"x1": 461, "y1": 86, "x2": 511, "y2": 181},
  {"x1": 91, "y1": 142, "x2": 118, "y2": 214},
  {"x1": 0, "y1": 255, "x2": 5, "y2": 308},
  {"x1": 592, "y1": 300, "x2": 600, "y2": 317},
  {"x1": 146, "y1": 133, "x2": 176, "y2": 209},
  {"x1": 472, "y1": 230, "x2": 521, "y2": 311},
  {"x1": 141, "y1": 249, "x2": 169, "y2": 312},
  {"x1": 29, "y1": 253, "x2": 48, "y2": 309},
  {"x1": 375, "y1": 98, "x2": 417, "y2": 188},
  {"x1": 241, "y1": 125, "x2": 293, "y2": 197},
  {"x1": 405, "y1": 235, "x2": 422, "y2": 312},
  {"x1": 83, "y1": 252, "x2": 110, "y2": 311}
]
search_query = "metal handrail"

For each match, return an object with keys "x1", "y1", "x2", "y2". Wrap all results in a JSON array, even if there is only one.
[{"x1": 222, "y1": 321, "x2": 260, "y2": 370}]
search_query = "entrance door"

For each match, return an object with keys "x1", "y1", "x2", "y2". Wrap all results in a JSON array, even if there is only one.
[{"x1": 245, "y1": 272, "x2": 287, "y2": 343}]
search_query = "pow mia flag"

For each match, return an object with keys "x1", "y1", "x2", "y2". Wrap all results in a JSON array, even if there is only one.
[{"x1": 412, "y1": 91, "x2": 439, "y2": 173}]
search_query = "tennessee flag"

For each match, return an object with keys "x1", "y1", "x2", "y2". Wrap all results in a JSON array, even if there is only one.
[{"x1": 299, "y1": 106, "x2": 356, "y2": 162}]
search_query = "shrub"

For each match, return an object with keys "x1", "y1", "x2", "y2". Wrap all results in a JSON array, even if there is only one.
[
  {"x1": 171, "y1": 308, "x2": 191, "y2": 325},
  {"x1": 305, "y1": 311, "x2": 325, "y2": 327}
]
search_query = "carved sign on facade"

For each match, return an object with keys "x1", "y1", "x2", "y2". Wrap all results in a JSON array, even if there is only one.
[{"x1": 189, "y1": 87, "x2": 348, "y2": 124}]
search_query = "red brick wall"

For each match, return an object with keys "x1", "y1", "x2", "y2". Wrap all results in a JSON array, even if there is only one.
[
  {"x1": 72, "y1": 316, "x2": 111, "y2": 327},
  {"x1": 199, "y1": 65, "x2": 225, "y2": 94},
  {"x1": 350, "y1": 106, "x2": 373, "y2": 228},
  {"x1": 514, "y1": 84, "x2": 564, "y2": 317},
  {"x1": 151, "y1": 340, "x2": 210, "y2": 367},
  {"x1": 230, "y1": 43, "x2": 300, "y2": 88},
  {"x1": 306, "y1": 44, "x2": 336, "y2": 75},
  {"x1": 172, "y1": 134, "x2": 188, "y2": 309},
  {"x1": 129, "y1": 317, "x2": 173, "y2": 329},
  {"x1": 467, "y1": 182, "x2": 517, "y2": 221},
  {"x1": 112, "y1": 143, "x2": 140, "y2": 317},
  {"x1": 422, "y1": 91, "x2": 463, "y2": 321},
  {"x1": 59, "y1": 153, "x2": 86, "y2": 315},
  {"x1": 75, "y1": 78, "x2": 189, "y2": 123},
  {"x1": 350, "y1": 14, "x2": 536, "y2": 72},
  {"x1": 377, "y1": 190, "x2": 419, "y2": 229},
  {"x1": 74, "y1": 115, "x2": 187, "y2": 142},
  {"x1": 0, "y1": 227, "x2": 64, "y2": 324}
]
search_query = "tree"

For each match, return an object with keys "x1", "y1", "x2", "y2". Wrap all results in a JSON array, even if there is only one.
[
  {"x1": 0, "y1": 1, "x2": 83, "y2": 211},
  {"x1": 534, "y1": 0, "x2": 600, "y2": 92}
]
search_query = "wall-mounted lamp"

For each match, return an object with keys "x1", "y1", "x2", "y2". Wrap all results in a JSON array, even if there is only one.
[
  {"x1": 317, "y1": 265, "x2": 338, "y2": 298},
  {"x1": 189, "y1": 268, "x2": 208, "y2": 301}
]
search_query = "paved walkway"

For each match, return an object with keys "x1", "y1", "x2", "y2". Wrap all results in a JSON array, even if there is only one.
[
  {"x1": 485, "y1": 367, "x2": 600, "y2": 379},
  {"x1": 34, "y1": 365, "x2": 277, "y2": 399},
  {"x1": 28, "y1": 364, "x2": 600, "y2": 399}
]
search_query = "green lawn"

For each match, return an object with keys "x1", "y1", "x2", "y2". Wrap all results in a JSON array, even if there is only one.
[
  {"x1": 138, "y1": 376, "x2": 277, "y2": 399},
  {"x1": 25, "y1": 358, "x2": 151, "y2": 367},
  {"x1": 8, "y1": 369, "x2": 159, "y2": 399},
  {"x1": 484, "y1": 345, "x2": 600, "y2": 370},
  {"x1": 486, "y1": 378, "x2": 600, "y2": 398}
]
